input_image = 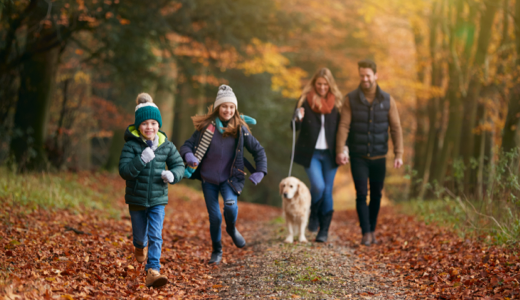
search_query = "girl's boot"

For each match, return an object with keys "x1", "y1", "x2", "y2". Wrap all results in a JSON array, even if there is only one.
[
  {"x1": 224, "y1": 210, "x2": 246, "y2": 248},
  {"x1": 209, "y1": 241, "x2": 222, "y2": 265}
]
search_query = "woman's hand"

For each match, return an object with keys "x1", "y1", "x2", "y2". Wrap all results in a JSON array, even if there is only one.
[
  {"x1": 297, "y1": 107, "x2": 305, "y2": 120},
  {"x1": 185, "y1": 152, "x2": 199, "y2": 167}
]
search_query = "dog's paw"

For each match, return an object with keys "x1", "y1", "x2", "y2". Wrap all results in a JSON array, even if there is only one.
[
  {"x1": 298, "y1": 237, "x2": 308, "y2": 243},
  {"x1": 284, "y1": 236, "x2": 294, "y2": 243}
]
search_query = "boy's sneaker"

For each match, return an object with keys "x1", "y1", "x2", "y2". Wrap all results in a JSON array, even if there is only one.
[
  {"x1": 146, "y1": 269, "x2": 168, "y2": 288},
  {"x1": 135, "y1": 246, "x2": 148, "y2": 263}
]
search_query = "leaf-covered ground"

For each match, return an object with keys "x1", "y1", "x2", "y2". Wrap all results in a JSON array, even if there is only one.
[{"x1": 1, "y1": 173, "x2": 519, "y2": 299}]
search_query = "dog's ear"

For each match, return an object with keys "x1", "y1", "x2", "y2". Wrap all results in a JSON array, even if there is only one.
[
  {"x1": 297, "y1": 181, "x2": 306, "y2": 198},
  {"x1": 279, "y1": 181, "x2": 284, "y2": 195}
]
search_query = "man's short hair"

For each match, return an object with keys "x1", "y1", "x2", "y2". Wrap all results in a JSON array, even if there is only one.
[{"x1": 358, "y1": 59, "x2": 377, "y2": 74}]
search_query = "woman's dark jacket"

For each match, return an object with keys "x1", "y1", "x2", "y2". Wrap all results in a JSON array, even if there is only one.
[
  {"x1": 291, "y1": 99, "x2": 340, "y2": 168},
  {"x1": 119, "y1": 125, "x2": 185, "y2": 207},
  {"x1": 179, "y1": 125, "x2": 267, "y2": 195}
]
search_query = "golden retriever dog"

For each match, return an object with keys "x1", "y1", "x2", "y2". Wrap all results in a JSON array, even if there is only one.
[{"x1": 279, "y1": 177, "x2": 311, "y2": 243}]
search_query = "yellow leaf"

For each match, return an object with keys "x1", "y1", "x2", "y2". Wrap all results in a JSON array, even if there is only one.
[
  {"x1": 45, "y1": 277, "x2": 56, "y2": 282},
  {"x1": 61, "y1": 295, "x2": 74, "y2": 300}
]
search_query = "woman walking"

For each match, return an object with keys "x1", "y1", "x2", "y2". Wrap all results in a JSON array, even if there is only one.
[
  {"x1": 292, "y1": 68, "x2": 342, "y2": 242},
  {"x1": 180, "y1": 85, "x2": 267, "y2": 264}
]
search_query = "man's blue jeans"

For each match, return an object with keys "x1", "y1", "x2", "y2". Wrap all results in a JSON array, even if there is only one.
[
  {"x1": 129, "y1": 205, "x2": 165, "y2": 271},
  {"x1": 201, "y1": 181, "x2": 239, "y2": 243},
  {"x1": 304, "y1": 149, "x2": 338, "y2": 214}
]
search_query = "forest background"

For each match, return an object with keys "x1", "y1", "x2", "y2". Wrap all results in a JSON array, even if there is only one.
[{"x1": 1, "y1": 0, "x2": 520, "y2": 238}]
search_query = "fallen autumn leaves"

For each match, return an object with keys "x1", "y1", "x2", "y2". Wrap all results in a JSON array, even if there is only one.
[
  {"x1": 335, "y1": 209, "x2": 520, "y2": 299},
  {"x1": 1, "y1": 172, "x2": 519, "y2": 299},
  {"x1": 0, "y1": 173, "x2": 279, "y2": 299}
]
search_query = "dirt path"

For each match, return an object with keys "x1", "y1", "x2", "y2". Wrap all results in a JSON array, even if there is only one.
[{"x1": 207, "y1": 216, "x2": 408, "y2": 299}]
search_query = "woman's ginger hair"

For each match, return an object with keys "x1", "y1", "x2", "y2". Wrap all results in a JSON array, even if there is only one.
[
  {"x1": 297, "y1": 68, "x2": 343, "y2": 111},
  {"x1": 191, "y1": 104, "x2": 251, "y2": 138}
]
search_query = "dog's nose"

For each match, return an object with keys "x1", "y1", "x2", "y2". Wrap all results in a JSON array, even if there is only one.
[{"x1": 283, "y1": 193, "x2": 288, "y2": 198}]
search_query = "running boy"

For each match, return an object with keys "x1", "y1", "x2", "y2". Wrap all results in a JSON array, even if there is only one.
[{"x1": 119, "y1": 93, "x2": 185, "y2": 287}]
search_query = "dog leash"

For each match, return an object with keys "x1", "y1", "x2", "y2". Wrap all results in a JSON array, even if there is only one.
[{"x1": 289, "y1": 118, "x2": 296, "y2": 177}]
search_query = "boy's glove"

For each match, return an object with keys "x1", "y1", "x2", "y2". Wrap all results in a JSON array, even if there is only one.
[
  {"x1": 161, "y1": 170, "x2": 174, "y2": 183},
  {"x1": 141, "y1": 147, "x2": 155, "y2": 164},
  {"x1": 185, "y1": 153, "x2": 199, "y2": 167},
  {"x1": 249, "y1": 172, "x2": 264, "y2": 186}
]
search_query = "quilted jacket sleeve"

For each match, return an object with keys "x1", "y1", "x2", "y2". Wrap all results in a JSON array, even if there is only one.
[
  {"x1": 166, "y1": 143, "x2": 185, "y2": 184},
  {"x1": 179, "y1": 130, "x2": 200, "y2": 159},
  {"x1": 118, "y1": 142, "x2": 146, "y2": 180},
  {"x1": 244, "y1": 128, "x2": 268, "y2": 175}
]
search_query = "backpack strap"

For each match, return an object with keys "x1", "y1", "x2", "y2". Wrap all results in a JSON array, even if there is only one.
[{"x1": 244, "y1": 158, "x2": 256, "y2": 174}]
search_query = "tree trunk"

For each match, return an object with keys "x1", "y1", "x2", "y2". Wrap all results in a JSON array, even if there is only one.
[
  {"x1": 503, "y1": 87, "x2": 520, "y2": 153},
  {"x1": 502, "y1": 0, "x2": 520, "y2": 154},
  {"x1": 411, "y1": 2, "x2": 443, "y2": 199},
  {"x1": 155, "y1": 78, "x2": 176, "y2": 139},
  {"x1": 431, "y1": 0, "x2": 466, "y2": 189},
  {"x1": 10, "y1": 47, "x2": 60, "y2": 171},
  {"x1": 459, "y1": 1, "x2": 498, "y2": 194},
  {"x1": 104, "y1": 129, "x2": 125, "y2": 171},
  {"x1": 172, "y1": 81, "x2": 188, "y2": 147},
  {"x1": 410, "y1": 23, "x2": 429, "y2": 198}
]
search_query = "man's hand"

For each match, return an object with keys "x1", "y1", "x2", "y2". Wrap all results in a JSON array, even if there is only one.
[
  {"x1": 336, "y1": 153, "x2": 349, "y2": 165},
  {"x1": 394, "y1": 158, "x2": 403, "y2": 169}
]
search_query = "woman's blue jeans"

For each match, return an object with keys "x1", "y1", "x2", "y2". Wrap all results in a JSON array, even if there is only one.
[
  {"x1": 304, "y1": 149, "x2": 338, "y2": 215},
  {"x1": 201, "y1": 181, "x2": 239, "y2": 243},
  {"x1": 129, "y1": 205, "x2": 165, "y2": 271}
]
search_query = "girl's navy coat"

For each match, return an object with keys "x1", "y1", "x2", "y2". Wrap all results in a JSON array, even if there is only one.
[{"x1": 179, "y1": 125, "x2": 267, "y2": 195}]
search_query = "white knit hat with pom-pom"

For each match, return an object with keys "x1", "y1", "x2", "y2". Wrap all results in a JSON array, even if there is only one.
[{"x1": 214, "y1": 85, "x2": 237, "y2": 109}]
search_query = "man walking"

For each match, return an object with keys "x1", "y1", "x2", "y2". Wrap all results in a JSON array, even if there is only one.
[{"x1": 336, "y1": 59, "x2": 403, "y2": 246}]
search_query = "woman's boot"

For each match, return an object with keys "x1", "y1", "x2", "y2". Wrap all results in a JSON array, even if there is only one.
[
  {"x1": 315, "y1": 210, "x2": 333, "y2": 243},
  {"x1": 209, "y1": 241, "x2": 222, "y2": 265},
  {"x1": 307, "y1": 201, "x2": 321, "y2": 232}
]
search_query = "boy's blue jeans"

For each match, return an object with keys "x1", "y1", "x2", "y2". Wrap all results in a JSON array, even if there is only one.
[
  {"x1": 129, "y1": 205, "x2": 165, "y2": 271},
  {"x1": 201, "y1": 181, "x2": 238, "y2": 243},
  {"x1": 304, "y1": 149, "x2": 338, "y2": 215}
]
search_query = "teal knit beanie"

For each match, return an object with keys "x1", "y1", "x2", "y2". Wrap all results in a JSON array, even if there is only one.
[{"x1": 134, "y1": 93, "x2": 162, "y2": 128}]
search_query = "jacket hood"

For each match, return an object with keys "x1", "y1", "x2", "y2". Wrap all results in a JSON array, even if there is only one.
[{"x1": 124, "y1": 125, "x2": 167, "y2": 146}]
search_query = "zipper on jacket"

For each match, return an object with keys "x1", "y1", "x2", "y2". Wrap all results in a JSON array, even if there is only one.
[
  {"x1": 228, "y1": 126, "x2": 242, "y2": 195},
  {"x1": 147, "y1": 158, "x2": 154, "y2": 206},
  {"x1": 142, "y1": 137, "x2": 167, "y2": 206}
]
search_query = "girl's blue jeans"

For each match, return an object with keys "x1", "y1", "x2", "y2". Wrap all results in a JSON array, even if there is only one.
[
  {"x1": 129, "y1": 205, "x2": 165, "y2": 271},
  {"x1": 304, "y1": 149, "x2": 338, "y2": 215},
  {"x1": 201, "y1": 181, "x2": 239, "y2": 243}
]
